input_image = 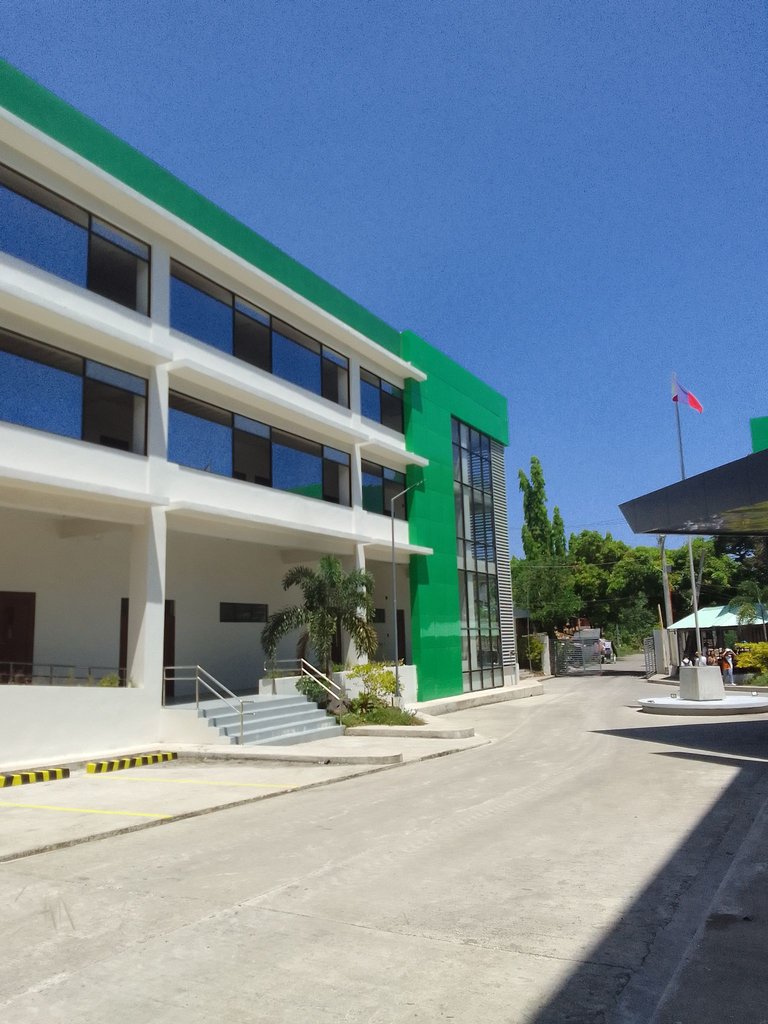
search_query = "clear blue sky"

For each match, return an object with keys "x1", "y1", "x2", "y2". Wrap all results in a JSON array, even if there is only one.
[{"x1": 3, "y1": 1, "x2": 766, "y2": 555}]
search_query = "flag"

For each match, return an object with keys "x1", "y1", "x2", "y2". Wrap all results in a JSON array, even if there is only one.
[{"x1": 672, "y1": 375, "x2": 703, "y2": 413}]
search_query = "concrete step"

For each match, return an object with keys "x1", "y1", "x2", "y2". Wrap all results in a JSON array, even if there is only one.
[
  {"x1": 198, "y1": 694, "x2": 307, "y2": 720},
  {"x1": 205, "y1": 703, "x2": 321, "y2": 730},
  {"x1": 217, "y1": 707, "x2": 329, "y2": 738},
  {"x1": 249, "y1": 723, "x2": 345, "y2": 746},
  {"x1": 233, "y1": 714, "x2": 341, "y2": 744}
]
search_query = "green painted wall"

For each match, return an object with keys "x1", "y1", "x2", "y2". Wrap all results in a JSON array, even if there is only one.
[
  {"x1": 750, "y1": 417, "x2": 768, "y2": 454},
  {"x1": 402, "y1": 331, "x2": 508, "y2": 701}
]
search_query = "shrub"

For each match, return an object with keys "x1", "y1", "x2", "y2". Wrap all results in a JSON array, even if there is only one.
[
  {"x1": 346, "y1": 662, "x2": 397, "y2": 710},
  {"x1": 733, "y1": 643, "x2": 768, "y2": 675},
  {"x1": 98, "y1": 673, "x2": 121, "y2": 687},
  {"x1": 518, "y1": 634, "x2": 543, "y2": 672},
  {"x1": 295, "y1": 674, "x2": 331, "y2": 708},
  {"x1": 340, "y1": 706, "x2": 424, "y2": 727}
]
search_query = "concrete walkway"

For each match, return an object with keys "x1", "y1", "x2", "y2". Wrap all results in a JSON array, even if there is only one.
[{"x1": 2, "y1": 667, "x2": 768, "y2": 1022}]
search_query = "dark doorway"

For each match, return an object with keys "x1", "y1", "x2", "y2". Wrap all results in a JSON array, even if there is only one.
[
  {"x1": 119, "y1": 597, "x2": 176, "y2": 699},
  {"x1": 0, "y1": 592, "x2": 35, "y2": 682},
  {"x1": 331, "y1": 622, "x2": 342, "y2": 667},
  {"x1": 397, "y1": 609, "x2": 407, "y2": 663}
]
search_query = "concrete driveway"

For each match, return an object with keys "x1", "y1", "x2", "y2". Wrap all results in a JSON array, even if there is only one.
[{"x1": 2, "y1": 662, "x2": 768, "y2": 1023}]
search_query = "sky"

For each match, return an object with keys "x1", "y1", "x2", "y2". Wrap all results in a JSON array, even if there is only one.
[{"x1": 3, "y1": 1, "x2": 766, "y2": 555}]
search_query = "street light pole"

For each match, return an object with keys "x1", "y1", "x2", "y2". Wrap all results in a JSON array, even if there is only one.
[{"x1": 391, "y1": 480, "x2": 423, "y2": 700}]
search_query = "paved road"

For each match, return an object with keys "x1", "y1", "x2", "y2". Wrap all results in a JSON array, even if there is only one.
[{"x1": 2, "y1": 662, "x2": 768, "y2": 1023}]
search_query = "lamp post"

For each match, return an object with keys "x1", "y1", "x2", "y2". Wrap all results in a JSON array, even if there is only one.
[{"x1": 391, "y1": 480, "x2": 423, "y2": 700}]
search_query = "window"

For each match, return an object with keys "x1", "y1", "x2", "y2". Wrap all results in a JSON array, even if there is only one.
[
  {"x1": 0, "y1": 328, "x2": 147, "y2": 453},
  {"x1": 168, "y1": 391, "x2": 350, "y2": 505},
  {"x1": 169, "y1": 263, "x2": 350, "y2": 408},
  {"x1": 361, "y1": 460, "x2": 407, "y2": 519},
  {"x1": 170, "y1": 261, "x2": 232, "y2": 354},
  {"x1": 0, "y1": 164, "x2": 149, "y2": 314},
  {"x1": 220, "y1": 603, "x2": 268, "y2": 623},
  {"x1": 453, "y1": 417, "x2": 501, "y2": 692},
  {"x1": 360, "y1": 369, "x2": 403, "y2": 432},
  {"x1": 168, "y1": 392, "x2": 232, "y2": 475}
]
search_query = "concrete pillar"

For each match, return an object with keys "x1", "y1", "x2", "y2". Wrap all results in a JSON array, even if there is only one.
[
  {"x1": 126, "y1": 507, "x2": 167, "y2": 700},
  {"x1": 351, "y1": 443, "x2": 364, "y2": 509},
  {"x1": 147, "y1": 364, "x2": 169, "y2": 461},
  {"x1": 150, "y1": 243, "x2": 171, "y2": 328}
]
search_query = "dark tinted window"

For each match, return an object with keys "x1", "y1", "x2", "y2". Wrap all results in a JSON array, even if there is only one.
[
  {"x1": 272, "y1": 321, "x2": 321, "y2": 395},
  {"x1": 233, "y1": 300, "x2": 271, "y2": 371},
  {"x1": 168, "y1": 392, "x2": 233, "y2": 475},
  {"x1": 272, "y1": 429, "x2": 323, "y2": 499},
  {"x1": 170, "y1": 262, "x2": 232, "y2": 353},
  {"x1": 220, "y1": 603, "x2": 268, "y2": 623},
  {"x1": 233, "y1": 415, "x2": 270, "y2": 484}
]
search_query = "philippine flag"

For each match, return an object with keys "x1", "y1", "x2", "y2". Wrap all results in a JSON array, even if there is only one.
[{"x1": 671, "y1": 374, "x2": 703, "y2": 413}]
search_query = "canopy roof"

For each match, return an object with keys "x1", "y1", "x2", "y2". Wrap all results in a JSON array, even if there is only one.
[
  {"x1": 668, "y1": 604, "x2": 768, "y2": 631},
  {"x1": 620, "y1": 448, "x2": 768, "y2": 536}
]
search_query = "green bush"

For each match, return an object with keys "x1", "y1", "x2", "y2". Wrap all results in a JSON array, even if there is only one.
[
  {"x1": 98, "y1": 673, "x2": 121, "y2": 687},
  {"x1": 295, "y1": 674, "x2": 330, "y2": 708},
  {"x1": 340, "y1": 706, "x2": 424, "y2": 727},
  {"x1": 518, "y1": 634, "x2": 543, "y2": 671},
  {"x1": 346, "y1": 662, "x2": 397, "y2": 710}
]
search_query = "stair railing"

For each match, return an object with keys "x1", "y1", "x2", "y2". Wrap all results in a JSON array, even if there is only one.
[
  {"x1": 164, "y1": 665, "x2": 256, "y2": 744},
  {"x1": 299, "y1": 659, "x2": 344, "y2": 705}
]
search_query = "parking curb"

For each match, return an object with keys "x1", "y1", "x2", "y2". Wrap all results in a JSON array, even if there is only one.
[
  {"x1": 86, "y1": 752, "x2": 177, "y2": 774},
  {"x1": 0, "y1": 767, "x2": 70, "y2": 788}
]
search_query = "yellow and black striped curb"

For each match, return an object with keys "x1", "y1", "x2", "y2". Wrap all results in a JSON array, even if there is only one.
[
  {"x1": 0, "y1": 767, "x2": 70, "y2": 788},
  {"x1": 87, "y1": 752, "x2": 177, "y2": 774}
]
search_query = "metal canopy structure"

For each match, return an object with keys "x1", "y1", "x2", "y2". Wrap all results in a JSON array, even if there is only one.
[{"x1": 619, "y1": 447, "x2": 768, "y2": 537}]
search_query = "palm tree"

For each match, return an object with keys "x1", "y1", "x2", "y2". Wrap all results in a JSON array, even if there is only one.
[{"x1": 261, "y1": 555, "x2": 379, "y2": 678}]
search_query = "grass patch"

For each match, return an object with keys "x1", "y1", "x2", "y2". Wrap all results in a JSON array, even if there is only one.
[{"x1": 340, "y1": 706, "x2": 425, "y2": 728}]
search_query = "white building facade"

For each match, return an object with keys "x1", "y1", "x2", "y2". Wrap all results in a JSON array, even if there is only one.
[{"x1": 0, "y1": 62, "x2": 516, "y2": 764}]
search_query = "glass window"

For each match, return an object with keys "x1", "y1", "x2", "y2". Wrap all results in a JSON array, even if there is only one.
[
  {"x1": 0, "y1": 330, "x2": 147, "y2": 453},
  {"x1": 168, "y1": 392, "x2": 232, "y2": 476},
  {"x1": 233, "y1": 299, "x2": 271, "y2": 372},
  {"x1": 0, "y1": 170, "x2": 88, "y2": 287},
  {"x1": 0, "y1": 166, "x2": 150, "y2": 313},
  {"x1": 82, "y1": 361, "x2": 146, "y2": 454},
  {"x1": 360, "y1": 369, "x2": 403, "y2": 432},
  {"x1": 272, "y1": 429, "x2": 323, "y2": 499},
  {"x1": 322, "y1": 447, "x2": 351, "y2": 505},
  {"x1": 0, "y1": 332, "x2": 82, "y2": 439},
  {"x1": 272, "y1": 321, "x2": 321, "y2": 395},
  {"x1": 220, "y1": 603, "x2": 268, "y2": 623},
  {"x1": 321, "y1": 348, "x2": 349, "y2": 407},
  {"x1": 233, "y1": 415, "x2": 270, "y2": 485},
  {"x1": 362, "y1": 459, "x2": 383, "y2": 514},
  {"x1": 170, "y1": 262, "x2": 233, "y2": 353},
  {"x1": 88, "y1": 219, "x2": 149, "y2": 314}
]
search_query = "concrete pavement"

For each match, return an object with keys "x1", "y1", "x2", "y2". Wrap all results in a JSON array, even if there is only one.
[{"x1": 2, "y1": 665, "x2": 768, "y2": 1022}]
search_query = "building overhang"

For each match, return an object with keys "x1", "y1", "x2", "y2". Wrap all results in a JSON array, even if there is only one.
[{"x1": 619, "y1": 448, "x2": 768, "y2": 536}]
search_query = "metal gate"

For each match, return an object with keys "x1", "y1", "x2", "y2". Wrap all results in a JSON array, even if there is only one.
[
  {"x1": 551, "y1": 639, "x2": 603, "y2": 676},
  {"x1": 643, "y1": 636, "x2": 656, "y2": 678}
]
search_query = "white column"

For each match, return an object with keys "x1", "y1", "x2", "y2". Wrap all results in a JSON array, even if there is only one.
[
  {"x1": 351, "y1": 442, "x2": 364, "y2": 509},
  {"x1": 126, "y1": 506, "x2": 167, "y2": 700},
  {"x1": 147, "y1": 364, "x2": 169, "y2": 461},
  {"x1": 150, "y1": 243, "x2": 171, "y2": 328}
]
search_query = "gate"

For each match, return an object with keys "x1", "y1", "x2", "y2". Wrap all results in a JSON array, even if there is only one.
[
  {"x1": 551, "y1": 639, "x2": 603, "y2": 676},
  {"x1": 643, "y1": 636, "x2": 656, "y2": 678}
]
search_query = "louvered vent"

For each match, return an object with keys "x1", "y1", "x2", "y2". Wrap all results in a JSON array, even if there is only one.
[{"x1": 491, "y1": 441, "x2": 516, "y2": 673}]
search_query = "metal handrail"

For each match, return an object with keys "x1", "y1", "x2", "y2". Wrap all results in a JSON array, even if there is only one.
[
  {"x1": 164, "y1": 665, "x2": 256, "y2": 743},
  {"x1": 299, "y1": 659, "x2": 343, "y2": 702}
]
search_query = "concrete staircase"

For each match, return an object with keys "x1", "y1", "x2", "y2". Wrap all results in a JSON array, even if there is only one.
[{"x1": 198, "y1": 693, "x2": 344, "y2": 746}]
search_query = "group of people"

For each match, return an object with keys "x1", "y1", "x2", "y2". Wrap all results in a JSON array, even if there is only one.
[{"x1": 681, "y1": 647, "x2": 736, "y2": 685}]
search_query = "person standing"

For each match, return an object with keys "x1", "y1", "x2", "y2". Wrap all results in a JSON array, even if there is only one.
[{"x1": 721, "y1": 648, "x2": 735, "y2": 686}]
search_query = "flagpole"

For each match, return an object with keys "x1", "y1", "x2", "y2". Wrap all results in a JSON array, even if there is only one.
[{"x1": 673, "y1": 377, "x2": 703, "y2": 656}]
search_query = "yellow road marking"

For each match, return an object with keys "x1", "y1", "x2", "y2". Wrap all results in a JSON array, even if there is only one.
[
  {"x1": 105, "y1": 776, "x2": 299, "y2": 789},
  {"x1": 0, "y1": 801, "x2": 171, "y2": 819}
]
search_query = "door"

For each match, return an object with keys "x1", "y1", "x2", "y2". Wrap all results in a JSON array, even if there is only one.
[
  {"x1": 397, "y1": 609, "x2": 406, "y2": 663},
  {"x1": 119, "y1": 598, "x2": 175, "y2": 698},
  {"x1": 0, "y1": 592, "x2": 35, "y2": 682}
]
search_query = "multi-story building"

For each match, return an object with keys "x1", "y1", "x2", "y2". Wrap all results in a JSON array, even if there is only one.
[{"x1": 0, "y1": 61, "x2": 516, "y2": 762}]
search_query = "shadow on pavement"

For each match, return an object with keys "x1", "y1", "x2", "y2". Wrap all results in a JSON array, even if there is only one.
[{"x1": 527, "y1": 722, "x2": 768, "y2": 1023}]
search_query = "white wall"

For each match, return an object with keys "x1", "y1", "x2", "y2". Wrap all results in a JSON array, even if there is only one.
[
  {"x1": 368, "y1": 560, "x2": 412, "y2": 663},
  {"x1": 0, "y1": 507, "x2": 130, "y2": 672},
  {"x1": 0, "y1": 686, "x2": 159, "y2": 769}
]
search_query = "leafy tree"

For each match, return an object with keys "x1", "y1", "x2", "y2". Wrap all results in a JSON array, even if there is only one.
[
  {"x1": 261, "y1": 555, "x2": 379, "y2": 678},
  {"x1": 513, "y1": 457, "x2": 579, "y2": 634}
]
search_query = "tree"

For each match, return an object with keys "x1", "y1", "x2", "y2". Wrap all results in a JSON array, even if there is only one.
[
  {"x1": 513, "y1": 457, "x2": 579, "y2": 634},
  {"x1": 261, "y1": 556, "x2": 379, "y2": 678}
]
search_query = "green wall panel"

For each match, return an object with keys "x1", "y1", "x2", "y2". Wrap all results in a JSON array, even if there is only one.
[
  {"x1": 403, "y1": 331, "x2": 509, "y2": 701},
  {"x1": 750, "y1": 417, "x2": 768, "y2": 454}
]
